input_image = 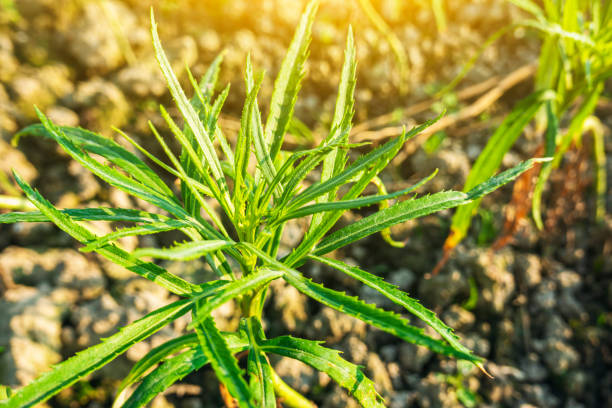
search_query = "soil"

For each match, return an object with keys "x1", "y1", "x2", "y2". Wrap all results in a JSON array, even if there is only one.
[{"x1": 0, "y1": 1, "x2": 611, "y2": 407}]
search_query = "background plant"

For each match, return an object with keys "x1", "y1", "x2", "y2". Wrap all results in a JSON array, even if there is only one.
[
  {"x1": 0, "y1": 2, "x2": 544, "y2": 407},
  {"x1": 438, "y1": 0, "x2": 610, "y2": 259}
]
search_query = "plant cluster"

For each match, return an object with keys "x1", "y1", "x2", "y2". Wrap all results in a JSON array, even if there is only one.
[
  {"x1": 440, "y1": 0, "x2": 610, "y2": 254},
  {"x1": 0, "y1": 1, "x2": 543, "y2": 407}
]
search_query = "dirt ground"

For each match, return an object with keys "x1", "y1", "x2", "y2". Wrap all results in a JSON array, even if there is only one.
[{"x1": 0, "y1": 1, "x2": 611, "y2": 407}]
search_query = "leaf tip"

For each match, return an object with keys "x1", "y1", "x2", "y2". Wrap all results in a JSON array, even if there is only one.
[{"x1": 476, "y1": 362, "x2": 493, "y2": 379}]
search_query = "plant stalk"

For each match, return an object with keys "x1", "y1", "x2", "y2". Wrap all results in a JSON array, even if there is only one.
[{"x1": 271, "y1": 369, "x2": 317, "y2": 408}]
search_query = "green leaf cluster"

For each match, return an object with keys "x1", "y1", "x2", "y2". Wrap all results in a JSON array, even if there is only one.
[
  {"x1": 443, "y1": 0, "x2": 611, "y2": 251},
  {"x1": 0, "y1": 2, "x2": 539, "y2": 406}
]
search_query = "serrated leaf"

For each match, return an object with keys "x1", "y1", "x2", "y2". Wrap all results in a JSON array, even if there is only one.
[
  {"x1": 264, "y1": 0, "x2": 319, "y2": 161},
  {"x1": 243, "y1": 318, "x2": 275, "y2": 408},
  {"x1": 445, "y1": 90, "x2": 551, "y2": 250},
  {"x1": 121, "y1": 332, "x2": 249, "y2": 408},
  {"x1": 241, "y1": 244, "x2": 481, "y2": 363},
  {"x1": 31, "y1": 108, "x2": 189, "y2": 221},
  {"x1": 464, "y1": 158, "x2": 549, "y2": 200},
  {"x1": 0, "y1": 208, "x2": 170, "y2": 224},
  {"x1": 314, "y1": 191, "x2": 468, "y2": 257},
  {"x1": 281, "y1": 268, "x2": 479, "y2": 361},
  {"x1": 245, "y1": 60, "x2": 278, "y2": 191},
  {"x1": 286, "y1": 131, "x2": 406, "y2": 211},
  {"x1": 261, "y1": 336, "x2": 386, "y2": 407},
  {"x1": 309, "y1": 26, "x2": 357, "y2": 233},
  {"x1": 193, "y1": 315, "x2": 254, "y2": 408},
  {"x1": 3, "y1": 299, "x2": 192, "y2": 408},
  {"x1": 132, "y1": 239, "x2": 234, "y2": 261},
  {"x1": 310, "y1": 255, "x2": 475, "y2": 361},
  {"x1": 81, "y1": 219, "x2": 191, "y2": 252},
  {"x1": 112, "y1": 334, "x2": 199, "y2": 408},
  {"x1": 287, "y1": 116, "x2": 439, "y2": 218},
  {"x1": 275, "y1": 171, "x2": 436, "y2": 225},
  {"x1": 315, "y1": 158, "x2": 545, "y2": 257},
  {"x1": 188, "y1": 269, "x2": 284, "y2": 329},
  {"x1": 13, "y1": 172, "x2": 200, "y2": 296},
  {"x1": 286, "y1": 118, "x2": 440, "y2": 266},
  {"x1": 15, "y1": 124, "x2": 175, "y2": 200},
  {"x1": 151, "y1": 10, "x2": 231, "y2": 211}
]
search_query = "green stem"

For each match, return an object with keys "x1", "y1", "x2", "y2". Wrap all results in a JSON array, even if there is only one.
[{"x1": 271, "y1": 369, "x2": 316, "y2": 408}]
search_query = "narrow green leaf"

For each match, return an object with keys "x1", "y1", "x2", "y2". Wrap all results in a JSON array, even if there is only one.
[
  {"x1": 122, "y1": 348, "x2": 203, "y2": 408},
  {"x1": 193, "y1": 315, "x2": 254, "y2": 408},
  {"x1": 188, "y1": 269, "x2": 284, "y2": 329},
  {"x1": 234, "y1": 62, "x2": 264, "y2": 214},
  {"x1": 288, "y1": 118, "x2": 438, "y2": 213},
  {"x1": 132, "y1": 240, "x2": 234, "y2": 261},
  {"x1": 241, "y1": 244, "x2": 481, "y2": 363},
  {"x1": 464, "y1": 158, "x2": 550, "y2": 201},
  {"x1": 246, "y1": 61, "x2": 278, "y2": 189},
  {"x1": 275, "y1": 172, "x2": 435, "y2": 225},
  {"x1": 13, "y1": 172, "x2": 200, "y2": 296},
  {"x1": 14, "y1": 124, "x2": 175, "y2": 200},
  {"x1": 309, "y1": 26, "x2": 357, "y2": 233},
  {"x1": 151, "y1": 10, "x2": 231, "y2": 210},
  {"x1": 282, "y1": 268, "x2": 479, "y2": 361},
  {"x1": 112, "y1": 334, "x2": 199, "y2": 408},
  {"x1": 589, "y1": 117, "x2": 607, "y2": 222},
  {"x1": 285, "y1": 118, "x2": 440, "y2": 266},
  {"x1": 244, "y1": 318, "x2": 275, "y2": 408},
  {"x1": 316, "y1": 158, "x2": 545, "y2": 257},
  {"x1": 261, "y1": 336, "x2": 386, "y2": 408},
  {"x1": 0, "y1": 208, "x2": 170, "y2": 224},
  {"x1": 80, "y1": 219, "x2": 190, "y2": 252},
  {"x1": 199, "y1": 52, "x2": 225, "y2": 102},
  {"x1": 121, "y1": 332, "x2": 249, "y2": 408},
  {"x1": 314, "y1": 191, "x2": 468, "y2": 257},
  {"x1": 264, "y1": 0, "x2": 319, "y2": 161},
  {"x1": 446, "y1": 90, "x2": 551, "y2": 249},
  {"x1": 31, "y1": 108, "x2": 191, "y2": 221},
  {"x1": 310, "y1": 255, "x2": 475, "y2": 361},
  {"x1": 520, "y1": 20, "x2": 595, "y2": 48},
  {"x1": 552, "y1": 83, "x2": 602, "y2": 169},
  {"x1": 4, "y1": 299, "x2": 192, "y2": 408}
]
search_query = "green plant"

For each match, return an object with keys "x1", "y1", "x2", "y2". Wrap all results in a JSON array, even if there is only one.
[
  {"x1": 439, "y1": 0, "x2": 611, "y2": 255},
  {"x1": 0, "y1": 2, "x2": 543, "y2": 407}
]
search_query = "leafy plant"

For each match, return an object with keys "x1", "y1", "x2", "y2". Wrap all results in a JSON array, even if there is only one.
[
  {"x1": 439, "y1": 0, "x2": 611, "y2": 256},
  {"x1": 0, "y1": 2, "x2": 543, "y2": 407}
]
